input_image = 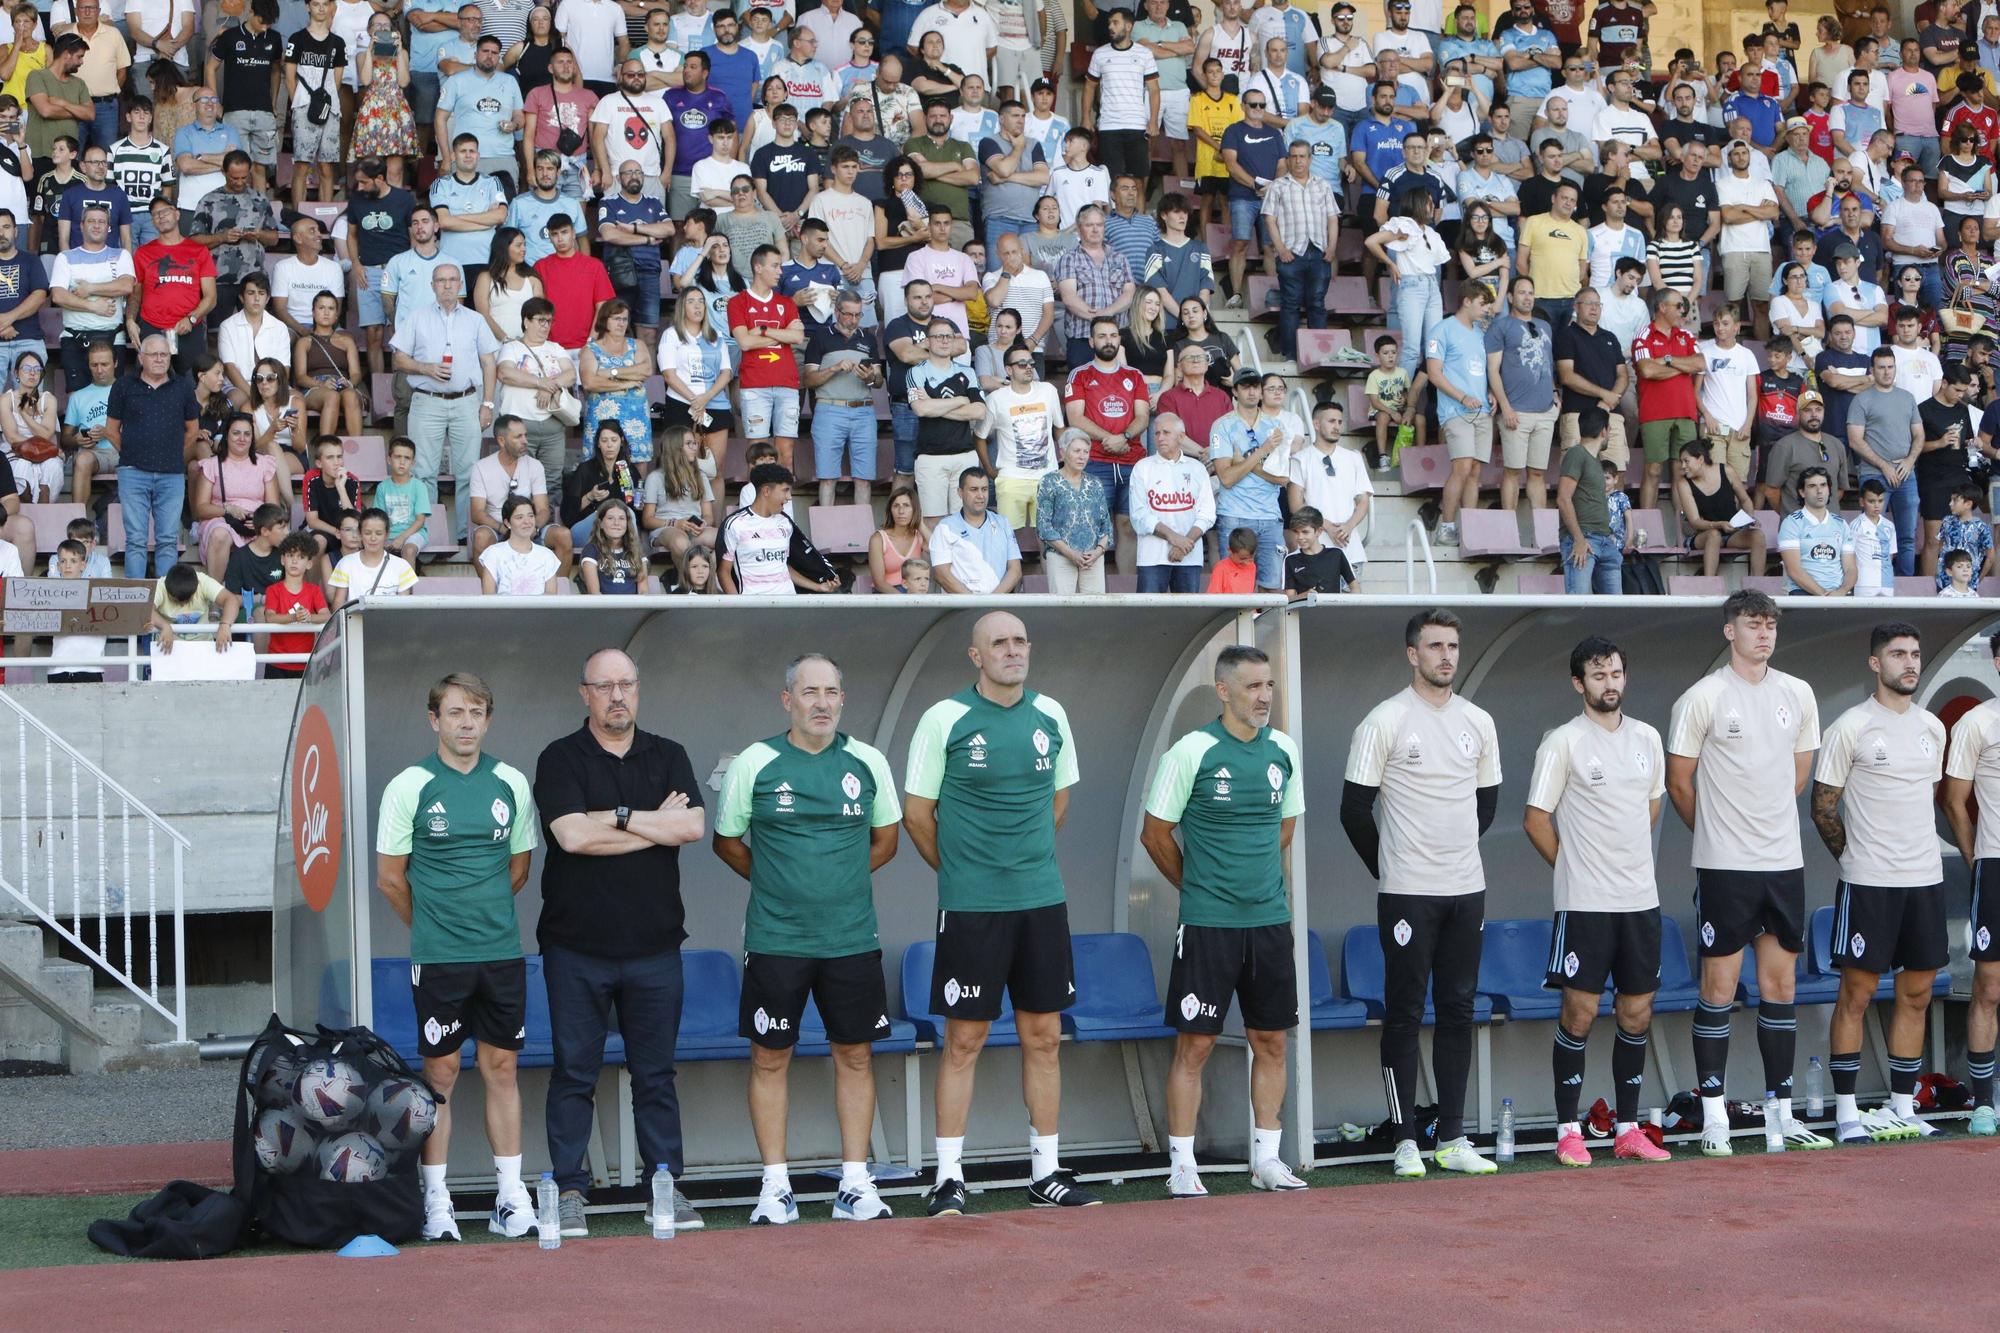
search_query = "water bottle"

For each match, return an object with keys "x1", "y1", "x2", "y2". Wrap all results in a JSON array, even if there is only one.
[
  {"x1": 1496, "y1": 1098, "x2": 1515, "y2": 1163},
  {"x1": 651, "y1": 1164, "x2": 675, "y2": 1241},
  {"x1": 1763, "y1": 1092, "x2": 1784, "y2": 1152},
  {"x1": 536, "y1": 1172, "x2": 560, "y2": 1250},
  {"x1": 1806, "y1": 1057, "x2": 1825, "y2": 1119}
]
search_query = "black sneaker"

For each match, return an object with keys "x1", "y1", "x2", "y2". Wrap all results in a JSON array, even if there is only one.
[
  {"x1": 1028, "y1": 1170, "x2": 1102, "y2": 1208},
  {"x1": 925, "y1": 1176, "x2": 968, "y2": 1217}
]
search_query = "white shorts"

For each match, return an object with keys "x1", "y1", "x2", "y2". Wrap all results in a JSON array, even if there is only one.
[
  {"x1": 915, "y1": 450, "x2": 980, "y2": 518},
  {"x1": 994, "y1": 45, "x2": 1041, "y2": 100},
  {"x1": 1159, "y1": 87, "x2": 1191, "y2": 141}
]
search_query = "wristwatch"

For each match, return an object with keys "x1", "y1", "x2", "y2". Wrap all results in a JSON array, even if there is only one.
[{"x1": 615, "y1": 806, "x2": 631, "y2": 831}]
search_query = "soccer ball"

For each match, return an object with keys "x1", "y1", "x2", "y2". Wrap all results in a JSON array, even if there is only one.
[
  {"x1": 251, "y1": 1048, "x2": 305, "y2": 1110},
  {"x1": 294, "y1": 1057, "x2": 367, "y2": 1130},
  {"x1": 365, "y1": 1076, "x2": 439, "y2": 1156},
  {"x1": 253, "y1": 1106, "x2": 315, "y2": 1175},
  {"x1": 317, "y1": 1131, "x2": 389, "y2": 1184}
]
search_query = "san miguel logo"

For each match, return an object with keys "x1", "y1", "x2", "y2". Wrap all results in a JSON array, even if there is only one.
[{"x1": 291, "y1": 705, "x2": 343, "y2": 913}]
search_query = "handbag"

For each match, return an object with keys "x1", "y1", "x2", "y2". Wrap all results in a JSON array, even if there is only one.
[
  {"x1": 15, "y1": 433, "x2": 57, "y2": 463},
  {"x1": 1942, "y1": 284, "x2": 1986, "y2": 338},
  {"x1": 534, "y1": 346, "x2": 582, "y2": 426},
  {"x1": 215, "y1": 452, "x2": 260, "y2": 539}
]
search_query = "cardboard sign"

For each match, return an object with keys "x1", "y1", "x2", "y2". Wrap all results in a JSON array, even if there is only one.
[{"x1": 3, "y1": 578, "x2": 154, "y2": 636}]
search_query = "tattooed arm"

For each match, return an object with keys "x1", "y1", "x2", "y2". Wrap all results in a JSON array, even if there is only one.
[{"x1": 1810, "y1": 781, "x2": 1846, "y2": 861}]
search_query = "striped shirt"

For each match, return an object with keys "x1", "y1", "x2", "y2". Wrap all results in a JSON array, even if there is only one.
[
  {"x1": 1052, "y1": 244, "x2": 1134, "y2": 340},
  {"x1": 1085, "y1": 42, "x2": 1158, "y2": 133},
  {"x1": 1647, "y1": 237, "x2": 1701, "y2": 297},
  {"x1": 1259, "y1": 172, "x2": 1338, "y2": 254},
  {"x1": 108, "y1": 135, "x2": 174, "y2": 209}
]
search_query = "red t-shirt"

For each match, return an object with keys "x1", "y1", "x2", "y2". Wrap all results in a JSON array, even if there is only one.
[
  {"x1": 726, "y1": 290, "x2": 803, "y2": 389},
  {"x1": 1803, "y1": 108, "x2": 1834, "y2": 163},
  {"x1": 1206, "y1": 556, "x2": 1258, "y2": 593},
  {"x1": 133, "y1": 238, "x2": 217, "y2": 329},
  {"x1": 262, "y1": 579, "x2": 326, "y2": 660},
  {"x1": 1063, "y1": 363, "x2": 1152, "y2": 465},
  {"x1": 1946, "y1": 103, "x2": 2000, "y2": 162},
  {"x1": 1632, "y1": 323, "x2": 1699, "y2": 422},
  {"x1": 534, "y1": 252, "x2": 615, "y2": 349}
]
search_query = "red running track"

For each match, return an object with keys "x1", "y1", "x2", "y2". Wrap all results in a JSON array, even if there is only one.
[{"x1": 16, "y1": 1140, "x2": 2000, "y2": 1328}]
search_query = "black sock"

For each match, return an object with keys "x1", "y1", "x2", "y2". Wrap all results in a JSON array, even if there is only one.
[
  {"x1": 1757, "y1": 1002, "x2": 1797, "y2": 1099},
  {"x1": 1552, "y1": 1025, "x2": 1588, "y2": 1125},
  {"x1": 1693, "y1": 1000, "x2": 1733, "y2": 1099},
  {"x1": 1889, "y1": 1055, "x2": 1922, "y2": 1098},
  {"x1": 1830, "y1": 1051, "x2": 1862, "y2": 1098},
  {"x1": 1433, "y1": 1023, "x2": 1473, "y2": 1143},
  {"x1": 1381, "y1": 1044, "x2": 1419, "y2": 1139},
  {"x1": 1613, "y1": 1027, "x2": 1649, "y2": 1125},
  {"x1": 1971, "y1": 1049, "x2": 1995, "y2": 1110}
]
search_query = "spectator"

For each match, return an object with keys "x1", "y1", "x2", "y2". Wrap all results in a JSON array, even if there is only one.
[
  {"x1": 595, "y1": 56, "x2": 674, "y2": 212},
  {"x1": 1426, "y1": 281, "x2": 1497, "y2": 547},
  {"x1": 529, "y1": 214, "x2": 611, "y2": 359},
  {"x1": 554, "y1": 0, "x2": 622, "y2": 89},
  {"x1": 865, "y1": 54, "x2": 922, "y2": 148},
  {"x1": 189, "y1": 150, "x2": 279, "y2": 324},
  {"x1": 520, "y1": 48, "x2": 594, "y2": 201},
  {"x1": 929, "y1": 466, "x2": 1022, "y2": 593},
  {"x1": 979, "y1": 336, "x2": 1059, "y2": 522},
  {"x1": 0, "y1": 208, "x2": 45, "y2": 384},
  {"x1": 344, "y1": 160, "x2": 414, "y2": 380},
  {"x1": 48, "y1": 202, "x2": 130, "y2": 386},
  {"x1": 1696, "y1": 302, "x2": 1761, "y2": 482},
  {"x1": 1673, "y1": 437, "x2": 1766, "y2": 577},
  {"x1": 477, "y1": 492, "x2": 562, "y2": 592},
  {"x1": 751, "y1": 104, "x2": 819, "y2": 247},
  {"x1": 802, "y1": 291, "x2": 882, "y2": 508},
  {"x1": 437, "y1": 36, "x2": 523, "y2": 187},
  {"x1": 1140, "y1": 192, "x2": 1212, "y2": 332},
  {"x1": 56, "y1": 143, "x2": 131, "y2": 250},
  {"x1": 391, "y1": 261, "x2": 499, "y2": 542},
  {"x1": 1208, "y1": 368, "x2": 1289, "y2": 588},
  {"x1": 219, "y1": 501, "x2": 288, "y2": 606},
  {"x1": 1364, "y1": 190, "x2": 1448, "y2": 381},
  {"x1": 1022, "y1": 190, "x2": 1075, "y2": 276},
  {"x1": 1631, "y1": 287, "x2": 1703, "y2": 509},
  {"x1": 207, "y1": 0, "x2": 279, "y2": 190},
  {"x1": 127, "y1": 196, "x2": 214, "y2": 367},
  {"x1": 1062, "y1": 312, "x2": 1150, "y2": 556},
  {"x1": 656, "y1": 285, "x2": 733, "y2": 472},
  {"x1": 1205, "y1": 524, "x2": 1260, "y2": 591},
  {"x1": 599, "y1": 159, "x2": 673, "y2": 349},
  {"x1": 429, "y1": 134, "x2": 509, "y2": 296},
  {"x1": 328, "y1": 505, "x2": 419, "y2": 606},
  {"x1": 1934, "y1": 479, "x2": 1994, "y2": 588},
  {"x1": 1084, "y1": 10, "x2": 1158, "y2": 184},
  {"x1": 574, "y1": 496, "x2": 649, "y2": 594},
  {"x1": 282, "y1": 0, "x2": 345, "y2": 209},
  {"x1": 980, "y1": 98, "x2": 1049, "y2": 270},
  {"x1": 106, "y1": 332, "x2": 197, "y2": 577},
  {"x1": 908, "y1": 314, "x2": 987, "y2": 524},
  {"x1": 472, "y1": 225, "x2": 545, "y2": 343},
  {"x1": 351, "y1": 13, "x2": 418, "y2": 187},
  {"x1": 904, "y1": 101, "x2": 977, "y2": 246},
  {"x1": 833, "y1": 92, "x2": 896, "y2": 205},
  {"x1": 1286, "y1": 398, "x2": 1372, "y2": 577},
  {"x1": 1517, "y1": 178, "x2": 1587, "y2": 331},
  {"x1": 1261, "y1": 139, "x2": 1338, "y2": 363},
  {"x1": 727, "y1": 243, "x2": 805, "y2": 465},
  {"x1": 493, "y1": 295, "x2": 576, "y2": 480},
  {"x1": 1283, "y1": 505, "x2": 1358, "y2": 596},
  {"x1": 63, "y1": 338, "x2": 118, "y2": 500},
  {"x1": 870, "y1": 154, "x2": 929, "y2": 279},
  {"x1": 1128, "y1": 411, "x2": 1212, "y2": 592},
  {"x1": 1218, "y1": 88, "x2": 1283, "y2": 310},
  {"x1": 866, "y1": 483, "x2": 925, "y2": 592},
  {"x1": 247, "y1": 531, "x2": 322, "y2": 674},
  {"x1": 1170, "y1": 296, "x2": 1237, "y2": 389},
  {"x1": 1480, "y1": 275, "x2": 1559, "y2": 516},
  {"x1": 805, "y1": 148, "x2": 877, "y2": 315},
  {"x1": 1846, "y1": 343, "x2": 1924, "y2": 573},
  {"x1": 1053, "y1": 205, "x2": 1134, "y2": 369},
  {"x1": 1778, "y1": 464, "x2": 1856, "y2": 595},
  {"x1": 720, "y1": 461, "x2": 835, "y2": 594},
  {"x1": 639, "y1": 426, "x2": 716, "y2": 586},
  {"x1": 1918, "y1": 363, "x2": 1980, "y2": 571},
  {"x1": 715, "y1": 167, "x2": 786, "y2": 291},
  {"x1": 27, "y1": 36, "x2": 91, "y2": 177},
  {"x1": 0, "y1": 349, "x2": 54, "y2": 501},
  {"x1": 269, "y1": 215, "x2": 341, "y2": 343},
  {"x1": 373, "y1": 435, "x2": 430, "y2": 567},
  {"x1": 1890, "y1": 36, "x2": 1941, "y2": 175},
  {"x1": 149, "y1": 559, "x2": 241, "y2": 657},
  {"x1": 1555, "y1": 404, "x2": 1619, "y2": 594},
  {"x1": 1156, "y1": 342, "x2": 1227, "y2": 450},
  {"x1": 1762, "y1": 389, "x2": 1848, "y2": 513},
  {"x1": 189, "y1": 407, "x2": 281, "y2": 576},
  {"x1": 301, "y1": 433, "x2": 360, "y2": 562},
  {"x1": 690, "y1": 116, "x2": 748, "y2": 210}
]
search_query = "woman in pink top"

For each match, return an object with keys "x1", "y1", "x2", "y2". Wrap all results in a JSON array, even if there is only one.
[
  {"x1": 191, "y1": 412, "x2": 284, "y2": 579},
  {"x1": 867, "y1": 485, "x2": 926, "y2": 591}
]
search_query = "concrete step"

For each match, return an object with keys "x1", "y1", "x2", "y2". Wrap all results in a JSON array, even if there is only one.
[
  {"x1": 0, "y1": 920, "x2": 48, "y2": 974},
  {"x1": 88, "y1": 997, "x2": 142, "y2": 1048},
  {"x1": 35, "y1": 958, "x2": 93, "y2": 1026},
  {"x1": 79, "y1": 1038, "x2": 199, "y2": 1075}
]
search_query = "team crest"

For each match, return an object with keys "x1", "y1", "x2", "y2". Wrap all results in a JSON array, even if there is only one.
[
  {"x1": 490, "y1": 798, "x2": 509, "y2": 825},
  {"x1": 1701, "y1": 921, "x2": 1716, "y2": 946},
  {"x1": 753, "y1": 1007, "x2": 772, "y2": 1035},
  {"x1": 1978, "y1": 926, "x2": 1992, "y2": 951},
  {"x1": 1634, "y1": 748, "x2": 1651, "y2": 773},
  {"x1": 1725, "y1": 710, "x2": 1744, "y2": 738},
  {"x1": 1214, "y1": 778, "x2": 1231, "y2": 796},
  {"x1": 943, "y1": 978, "x2": 962, "y2": 1006},
  {"x1": 1775, "y1": 704, "x2": 1791, "y2": 728},
  {"x1": 427, "y1": 815, "x2": 448, "y2": 834},
  {"x1": 1850, "y1": 932, "x2": 1866, "y2": 957},
  {"x1": 1563, "y1": 952, "x2": 1579, "y2": 978},
  {"x1": 1392, "y1": 919, "x2": 1413, "y2": 947},
  {"x1": 1872, "y1": 739, "x2": 1889, "y2": 764},
  {"x1": 842, "y1": 771, "x2": 862, "y2": 800},
  {"x1": 1585, "y1": 758, "x2": 1605, "y2": 784},
  {"x1": 1920, "y1": 735, "x2": 1935, "y2": 759},
  {"x1": 1179, "y1": 993, "x2": 1202, "y2": 1022},
  {"x1": 1267, "y1": 763, "x2": 1283, "y2": 790},
  {"x1": 1456, "y1": 730, "x2": 1476, "y2": 758},
  {"x1": 1033, "y1": 728, "x2": 1050, "y2": 756}
]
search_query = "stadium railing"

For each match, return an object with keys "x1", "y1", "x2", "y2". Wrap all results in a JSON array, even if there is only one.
[{"x1": 2, "y1": 623, "x2": 314, "y2": 679}]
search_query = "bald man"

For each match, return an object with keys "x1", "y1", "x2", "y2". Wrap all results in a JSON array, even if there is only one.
[{"x1": 904, "y1": 613, "x2": 1099, "y2": 1215}]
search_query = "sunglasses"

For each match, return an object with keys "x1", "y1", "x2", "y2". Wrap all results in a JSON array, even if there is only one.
[
  {"x1": 1244, "y1": 100, "x2": 1266, "y2": 108},
  {"x1": 1007, "y1": 358, "x2": 1034, "y2": 369}
]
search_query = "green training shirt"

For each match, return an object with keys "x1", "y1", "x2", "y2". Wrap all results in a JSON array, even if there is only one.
[
  {"x1": 714, "y1": 732, "x2": 901, "y2": 958},
  {"x1": 905, "y1": 686, "x2": 1079, "y2": 913},
  {"x1": 375, "y1": 753, "x2": 538, "y2": 964},
  {"x1": 1144, "y1": 720, "x2": 1304, "y2": 928}
]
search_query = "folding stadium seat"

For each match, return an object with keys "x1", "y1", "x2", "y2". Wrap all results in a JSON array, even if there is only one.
[{"x1": 1456, "y1": 508, "x2": 1535, "y2": 559}]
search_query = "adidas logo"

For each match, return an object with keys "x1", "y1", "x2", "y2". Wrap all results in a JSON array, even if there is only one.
[
  {"x1": 776, "y1": 781, "x2": 792, "y2": 792},
  {"x1": 874, "y1": 1014, "x2": 890, "y2": 1029},
  {"x1": 426, "y1": 802, "x2": 447, "y2": 814},
  {"x1": 969, "y1": 733, "x2": 988, "y2": 746},
  {"x1": 1215, "y1": 767, "x2": 1233, "y2": 778}
]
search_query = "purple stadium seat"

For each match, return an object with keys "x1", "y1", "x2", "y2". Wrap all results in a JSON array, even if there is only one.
[
  {"x1": 342, "y1": 436, "x2": 388, "y2": 483},
  {"x1": 1668, "y1": 575, "x2": 1727, "y2": 595},
  {"x1": 1531, "y1": 507, "x2": 1561, "y2": 554},
  {"x1": 1625, "y1": 508, "x2": 1680, "y2": 555},
  {"x1": 807, "y1": 504, "x2": 875, "y2": 555},
  {"x1": 1457, "y1": 508, "x2": 1534, "y2": 558},
  {"x1": 1515, "y1": 574, "x2": 1567, "y2": 594}
]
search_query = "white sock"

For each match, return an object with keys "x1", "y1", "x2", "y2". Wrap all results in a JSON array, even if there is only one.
[
  {"x1": 494, "y1": 1154, "x2": 522, "y2": 1197},
  {"x1": 1557, "y1": 1121, "x2": 1582, "y2": 1140},
  {"x1": 420, "y1": 1162, "x2": 448, "y2": 1199},
  {"x1": 841, "y1": 1160, "x2": 870, "y2": 1188},
  {"x1": 935, "y1": 1135, "x2": 965, "y2": 1183},
  {"x1": 1030, "y1": 1132, "x2": 1060, "y2": 1179},
  {"x1": 1168, "y1": 1134, "x2": 1196, "y2": 1172},
  {"x1": 1836, "y1": 1092, "x2": 1860, "y2": 1124},
  {"x1": 1778, "y1": 1096, "x2": 1794, "y2": 1126},
  {"x1": 1616, "y1": 1121, "x2": 1637, "y2": 1138},
  {"x1": 1701, "y1": 1094, "x2": 1729, "y2": 1130},
  {"x1": 1251, "y1": 1127, "x2": 1282, "y2": 1168},
  {"x1": 761, "y1": 1163, "x2": 789, "y2": 1193},
  {"x1": 1891, "y1": 1090, "x2": 1915, "y2": 1119}
]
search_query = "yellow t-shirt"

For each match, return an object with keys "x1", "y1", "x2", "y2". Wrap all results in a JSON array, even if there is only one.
[
  {"x1": 1518, "y1": 213, "x2": 1588, "y2": 300},
  {"x1": 0, "y1": 39, "x2": 47, "y2": 108},
  {"x1": 1188, "y1": 90, "x2": 1242, "y2": 180}
]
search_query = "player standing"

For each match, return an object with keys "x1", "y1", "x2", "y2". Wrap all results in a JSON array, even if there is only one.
[
  {"x1": 1811, "y1": 623, "x2": 1948, "y2": 1143},
  {"x1": 714, "y1": 654, "x2": 903, "y2": 1224},
  {"x1": 374, "y1": 673, "x2": 540, "y2": 1240},
  {"x1": 1140, "y1": 645, "x2": 1309, "y2": 1199},
  {"x1": 904, "y1": 612, "x2": 1101, "y2": 1215},
  {"x1": 1523, "y1": 637, "x2": 1674, "y2": 1166},
  {"x1": 1940, "y1": 632, "x2": 2000, "y2": 1137},
  {"x1": 1342, "y1": 609, "x2": 1501, "y2": 1178},
  {"x1": 1665, "y1": 590, "x2": 1832, "y2": 1156}
]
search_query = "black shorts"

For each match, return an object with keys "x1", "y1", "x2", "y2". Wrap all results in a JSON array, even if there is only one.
[
  {"x1": 1196, "y1": 176, "x2": 1230, "y2": 196},
  {"x1": 410, "y1": 958, "x2": 527, "y2": 1058},
  {"x1": 654, "y1": 394, "x2": 736, "y2": 434},
  {"x1": 1918, "y1": 467, "x2": 1970, "y2": 521},
  {"x1": 931, "y1": 902, "x2": 1074, "y2": 1020},
  {"x1": 1831, "y1": 881, "x2": 1949, "y2": 974},
  {"x1": 1694, "y1": 867, "x2": 1806, "y2": 957},
  {"x1": 1972, "y1": 859, "x2": 2000, "y2": 962},
  {"x1": 740, "y1": 949, "x2": 889, "y2": 1049},
  {"x1": 1545, "y1": 908, "x2": 1662, "y2": 997},
  {"x1": 1165, "y1": 922, "x2": 1299, "y2": 1035}
]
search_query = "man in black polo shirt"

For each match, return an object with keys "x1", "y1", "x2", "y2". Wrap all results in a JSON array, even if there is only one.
[
  {"x1": 1647, "y1": 141, "x2": 1719, "y2": 251},
  {"x1": 1554, "y1": 288, "x2": 1632, "y2": 474},
  {"x1": 882, "y1": 278, "x2": 937, "y2": 487},
  {"x1": 104, "y1": 333, "x2": 197, "y2": 577},
  {"x1": 533, "y1": 647, "x2": 707, "y2": 1239}
]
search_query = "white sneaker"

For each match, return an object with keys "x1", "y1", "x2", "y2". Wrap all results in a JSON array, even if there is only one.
[
  {"x1": 1391, "y1": 1140, "x2": 1426, "y2": 1178},
  {"x1": 1433, "y1": 1136, "x2": 1497, "y2": 1174},
  {"x1": 1897, "y1": 1111, "x2": 1941, "y2": 1138},
  {"x1": 1225, "y1": 293, "x2": 1245, "y2": 309},
  {"x1": 1166, "y1": 1163, "x2": 1208, "y2": 1198},
  {"x1": 1780, "y1": 1119, "x2": 1833, "y2": 1150},
  {"x1": 832, "y1": 1179, "x2": 893, "y2": 1221},
  {"x1": 1435, "y1": 522, "x2": 1459, "y2": 547},
  {"x1": 488, "y1": 1186, "x2": 536, "y2": 1238},
  {"x1": 1860, "y1": 1107, "x2": 1916, "y2": 1142},
  {"x1": 750, "y1": 1186, "x2": 798, "y2": 1225},
  {"x1": 1700, "y1": 1123, "x2": 1735, "y2": 1158},
  {"x1": 1251, "y1": 1158, "x2": 1308, "y2": 1191},
  {"x1": 422, "y1": 1193, "x2": 460, "y2": 1242}
]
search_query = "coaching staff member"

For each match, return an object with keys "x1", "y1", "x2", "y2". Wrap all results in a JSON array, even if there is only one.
[{"x1": 534, "y1": 647, "x2": 707, "y2": 1238}]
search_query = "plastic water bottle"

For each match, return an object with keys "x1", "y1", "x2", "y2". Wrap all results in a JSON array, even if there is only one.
[
  {"x1": 1806, "y1": 1057, "x2": 1826, "y2": 1119},
  {"x1": 651, "y1": 1165, "x2": 675, "y2": 1241},
  {"x1": 1763, "y1": 1092, "x2": 1784, "y2": 1152},
  {"x1": 1496, "y1": 1099, "x2": 1515, "y2": 1163},
  {"x1": 536, "y1": 1172, "x2": 560, "y2": 1250}
]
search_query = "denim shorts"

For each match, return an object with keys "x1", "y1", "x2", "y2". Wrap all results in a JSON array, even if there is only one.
[
  {"x1": 740, "y1": 386, "x2": 801, "y2": 439},
  {"x1": 1228, "y1": 196, "x2": 1263, "y2": 242},
  {"x1": 357, "y1": 264, "x2": 388, "y2": 327},
  {"x1": 614, "y1": 268, "x2": 663, "y2": 328},
  {"x1": 1084, "y1": 458, "x2": 1133, "y2": 516}
]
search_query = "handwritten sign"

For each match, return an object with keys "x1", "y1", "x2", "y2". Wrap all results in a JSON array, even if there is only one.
[{"x1": 2, "y1": 578, "x2": 155, "y2": 636}]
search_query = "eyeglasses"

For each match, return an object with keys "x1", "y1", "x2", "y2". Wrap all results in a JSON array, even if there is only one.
[
  {"x1": 1474, "y1": 145, "x2": 1494, "y2": 154},
  {"x1": 1006, "y1": 358, "x2": 1034, "y2": 368},
  {"x1": 731, "y1": 185, "x2": 753, "y2": 194},
  {"x1": 855, "y1": 35, "x2": 874, "y2": 43},
  {"x1": 583, "y1": 679, "x2": 640, "y2": 695}
]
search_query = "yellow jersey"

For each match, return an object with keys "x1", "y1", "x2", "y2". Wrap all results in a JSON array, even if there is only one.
[{"x1": 1187, "y1": 91, "x2": 1242, "y2": 180}]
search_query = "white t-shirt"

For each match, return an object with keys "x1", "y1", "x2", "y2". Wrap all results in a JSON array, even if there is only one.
[
  {"x1": 1540, "y1": 84, "x2": 1606, "y2": 140},
  {"x1": 49, "y1": 246, "x2": 134, "y2": 333},
  {"x1": 805, "y1": 187, "x2": 874, "y2": 267},
  {"x1": 1284, "y1": 441, "x2": 1373, "y2": 566},
  {"x1": 1085, "y1": 43, "x2": 1159, "y2": 133},
  {"x1": 1814, "y1": 698, "x2": 1945, "y2": 887},
  {"x1": 589, "y1": 88, "x2": 672, "y2": 175},
  {"x1": 1696, "y1": 338, "x2": 1759, "y2": 432},
  {"x1": 720, "y1": 506, "x2": 796, "y2": 594},
  {"x1": 1945, "y1": 700, "x2": 2000, "y2": 860},
  {"x1": 1525, "y1": 713, "x2": 1666, "y2": 912},
  {"x1": 478, "y1": 541, "x2": 561, "y2": 594},
  {"x1": 1891, "y1": 342, "x2": 1944, "y2": 403},
  {"x1": 1049, "y1": 163, "x2": 1111, "y2": 229},
  {"x1": 467, "y1": 453, "x2": 549, "y2": 511},
  {"x1": 1881, "y1": 193, "x2": 1944, "y2": 258},
  {"x1": 331, "y1": 0, "x2": 374, "y2": 89},
  {"x1": 1592, "y1": 106, "x2": 1656, "y2": 151},
  {"x1": 1344, "y1": 687, "x2": 1502, "y2": 896},
  {"x1": 1715, "y1": 171, "x2": 1778, "y2": 254},
  {"x1": 690, "y1": 155, "x2": 749, "y2": 200},
  {"x1": 555, "y1": 0, "x2": 624, "y2": 83},
  {"x1": 982, "y1": 263, "x2": 1053, "y2": 334},
  {"x1": 271, "y1": 254, "x2": 346, "y2": 329},
  {"x1": 128, "y1": 0, "x2": 195, "y2": 63},
  {"x1": 217, "y1": 311, "x2": 293, "y2": 386},
  {"x1": 329, "y1": 551, "x2": 418, "y2": 597},
  {"x1": 983, "y1": 382, "x2": 1062, "y2": 478},
  {"x1": 495, "y1": 338, "x2": 575, "y2": 421},
  {"x1": 1666, "y1": 666, "x2": 1820, "y2": 871}
]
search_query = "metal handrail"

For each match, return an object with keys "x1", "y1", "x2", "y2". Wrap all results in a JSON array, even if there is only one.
[
  {"x1": 1405, "y1": 516, "x2": 1438, "y2": 594},
  {"x1": 1234, "y1": 324, "x2": 1264, "y2": 375}
]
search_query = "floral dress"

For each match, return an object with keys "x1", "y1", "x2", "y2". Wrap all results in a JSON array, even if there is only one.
[
  {"x1": 352, "y1": 53, "x2": 417, "y2": 157},
  {"x1": 584, "y1": 337, "x2": 654, "y2": 462}
]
